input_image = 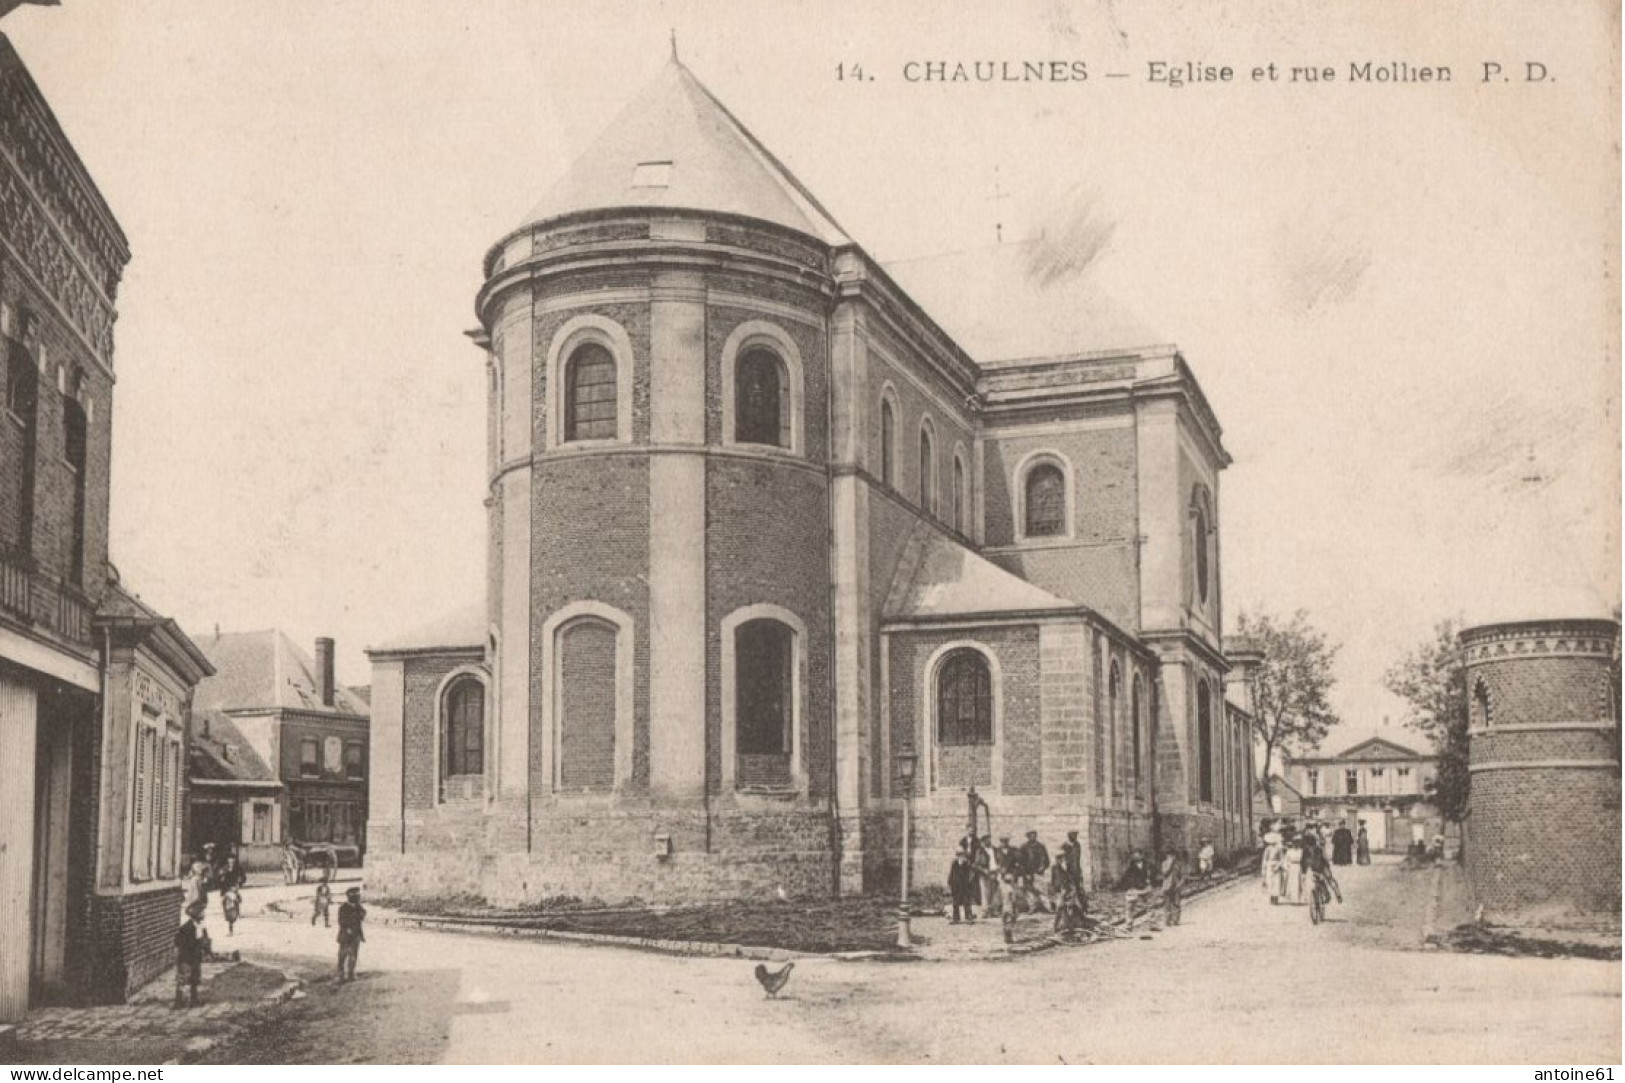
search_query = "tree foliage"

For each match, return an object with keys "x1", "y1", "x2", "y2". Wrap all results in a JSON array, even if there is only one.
[
  {"x1": 1383, "y1": 619, "x2": 1471, "y2": 824},
  {"x1": 1236, "y1": 610, "x2": 1341, "y2": 801}
]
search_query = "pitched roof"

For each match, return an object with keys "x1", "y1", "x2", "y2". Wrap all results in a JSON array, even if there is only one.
[
  {"x1": 1331, "y1": 736, "x2": 1427, "y2": 761},
  {"x1": 518, "y1": 58, "x2": 850, "y2": 245},
  {"x1": 188, "y1": 710, "x2": 277, "y2": 784},
  {"x1": 368, "y1": 603, "x2": 485, "y2": 654},
  {"x1": 193, "y1": 630, "x2": 369, "y2": 716},
  {"x1": 882, "y1": 241, "x2": 1162, "y2": 364},
  {"x1": 883, "y1": 522, "x2": 1078, "y2": 621}
]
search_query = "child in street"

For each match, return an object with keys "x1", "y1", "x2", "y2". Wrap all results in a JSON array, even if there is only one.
[
  {"x1": 336, "y1": 886, "x2": 366, "y2": 981},
  {"x1": 1197, "y1": 838, "x2": 1216, "y2": 879},
  {"x1": 173, "y1": 900, "x2": 209, "y2": 1008},
  {"x1": 221, "y1": 885, "x2": 242, "y2": 936},
  {"x1": 311, "y1": 880, "x2": 332, "y2": 927}
]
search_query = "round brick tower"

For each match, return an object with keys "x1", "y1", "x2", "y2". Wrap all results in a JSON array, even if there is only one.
[
  {"x1": 1460, "y1": 618, "x2": 1620, "y2": 919},
  {"x1": 468, "y1": 57, "x2": 844, "y2": 902}
]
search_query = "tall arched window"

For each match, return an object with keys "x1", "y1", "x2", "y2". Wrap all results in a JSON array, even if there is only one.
[
  {"x1": 880, "y1": 397, "x2": 896, "y2": 486},
  {"x1": 937, "y1": 649, "x2": 993, "y2": 746},
  {"x1": 558, "y1": 618, "x2": 618, "y2": 791},
  {"x1": 1196, "y1": 679, "x2": 1213, "y2": 803},
  {"x1": 736, "y1": 618, "x2": 794, "y2": 787},
  {"x1": 1108, "y1": 661, "x2": 1121, "y2": 796},
  {"x1": 1474, "y1": 679, "x2": 1492, "y2": 728},
  {"x1": 918, "y1": 424, "x2": 936, "y2": 513},
  {"x1": 564, "y1": 343, "x2": 617, "y2": 442},
  {"x1": 735, "y1": 347, "x2": 789, "y2": 447},
  {"x1": 1191, "y1": 487, "x2": 1213, "y2": 605},
  {"x1": 1132, "y1": 673, "x2": 1146, "y2": 799},
  {"x1": 63, "y1": 393, "x2": 87, "y2": 585},
  {"x1": 952, "y1": 454, "x2": 966, "y2": 532},
  {"x1": 1025, "y1": 463, "x2": 1066, "y2": 537},
  {"x1": 442, "y1": 676, "x2": 485, "y2": 779}
]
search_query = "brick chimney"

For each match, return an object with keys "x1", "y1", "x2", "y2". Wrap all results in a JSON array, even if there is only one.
[{"x1": 314, "y1": 637, "x2": 335, "y2": 707}]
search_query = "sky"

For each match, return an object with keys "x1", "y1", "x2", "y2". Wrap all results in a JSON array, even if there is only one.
[{"x1": 4, "y1": 0, "x2": 1618, "y2": 750}]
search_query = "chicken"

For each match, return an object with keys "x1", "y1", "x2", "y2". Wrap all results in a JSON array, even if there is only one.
[{"x1": 753, "y1": 960, "x2": 794, "y2": 998}]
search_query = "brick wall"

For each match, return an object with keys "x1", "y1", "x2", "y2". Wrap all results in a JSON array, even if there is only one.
[
  {"x1": 531, "y1": 454, "x2": 651, "y2": 788},
  {"x1": 705, "y1": 458, "x2": 832, "y2": 803},
  {"x1": 981, "y1": 425, "x2": 1140, "y2": 626},
  {"x1": 1463, "y1": 624, "x2": 1621, "y2": 920},
  {"x1": 83, "y1": 888, "x2": 180, "y2": 1004}
]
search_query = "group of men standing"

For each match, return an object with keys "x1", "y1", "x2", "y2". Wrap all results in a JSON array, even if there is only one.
[{"x1": 947, "y1": 829, "x2": 1086, "y2": 928}]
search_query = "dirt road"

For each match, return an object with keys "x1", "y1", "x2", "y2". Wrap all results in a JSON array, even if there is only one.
[{"x1": 200, "y1": 858, "x2": 1620, "y2": 1064}]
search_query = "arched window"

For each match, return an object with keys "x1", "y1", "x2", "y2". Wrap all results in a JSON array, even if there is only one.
[
  {"x1": 736, "y1": 619, "x2": 794, "y2": 787},
  {"x1": 442, "y1": 676, "x2": 484, "y2": 779},
  {"x1": 937, "y1": 649, "x2": 993, "y2": 746},
  {"x1": 880, "y1": 397, "x2": 896, "y2": 486},
  {"x1": 63, "y1": 394, "x2": 87, "y2": 585},
  {"x1": 1191, "y1": 487, "x2": 1213, "y2": 604},
  {"x1": 1108, "y1": 661, "x2": 1121, "y2": 796},
  {"x1": 557, "y1": 618, "x2": 618, "y2": 791},
  {"x1": 1474, "y1": 679, "x2": 1492, "y2": 728},
  {"x1": 1024, "y1": 463, "x2": 1066, "y2": 537},
  {"x1": 1196, "y1": 679, "x2": 1213, "y2": 803},
  {"x1": 952, "y1": 454, "x2": 966, "y2": 532},
  {"x1": 918, "y1": 424, "x2": 936, "y2": 513},
  {"x1": 564, "y1": 343, "x2": 617, "y2": 442},
  {"x1": 1132, "y1": 673, "x2": 1145, "y2": 799},
  {"x1": 735, "y1": 347, "x2": 789, "y2": 447}
]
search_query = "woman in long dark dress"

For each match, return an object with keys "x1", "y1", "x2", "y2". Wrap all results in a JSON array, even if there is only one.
[
  {"x1": 1331, "y1": 824, "x2": 1355, "y2": 865},
  {"x1": 1355, "y1": 822, "x2": 1372, "y2": 865}
]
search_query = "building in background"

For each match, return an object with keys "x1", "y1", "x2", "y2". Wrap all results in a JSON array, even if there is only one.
[
  {"x1": 0, "y1": 32, "x2": 213, "y2": 1017},
  {"x1": 1286, "y1": 735, "x2": 1440, "y2": 852},
  {"x1": 368, "y1": 56, "x2": 1256, "y2": 906},
  {"x1": 190, "y1": 631, "x2": 370, "y2": 867}
]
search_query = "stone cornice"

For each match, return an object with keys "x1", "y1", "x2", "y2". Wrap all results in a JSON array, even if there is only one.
[{"x1": 1459, "y1": 619, "x2": 1620, "y2": 663}]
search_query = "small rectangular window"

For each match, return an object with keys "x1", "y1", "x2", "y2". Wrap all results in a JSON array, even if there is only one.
[
  {"x1": 300, "y1": 737, "x2": 319, "y2": 777},
  {"x1": 344, "y1": 741, "x2": 364, "y2": 780},
  {"x1": 1345, "y1": 768, "x2": 1359, "y2": 795}
]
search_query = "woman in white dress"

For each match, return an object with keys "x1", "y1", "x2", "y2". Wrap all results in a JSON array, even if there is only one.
[
  {"x1": 1260, "y1": 823, "x2": 1286, "y2": 905},
  {"x1": 1284, "y1": 831, "x2": 1305, "y2": 904}
]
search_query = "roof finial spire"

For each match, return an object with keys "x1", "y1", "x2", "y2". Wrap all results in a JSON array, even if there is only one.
[{"x1": 670, "y1": 29, "x2": 678, "y2": 62}]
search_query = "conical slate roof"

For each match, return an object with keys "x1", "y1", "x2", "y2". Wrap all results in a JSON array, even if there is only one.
[{"x1": 519, "y1": 58, "x2": 850, "y2": 245}]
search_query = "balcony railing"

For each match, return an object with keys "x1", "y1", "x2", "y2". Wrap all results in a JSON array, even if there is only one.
[{"x1": 0, "y1": 550, "x2": 93, "y2": 647}]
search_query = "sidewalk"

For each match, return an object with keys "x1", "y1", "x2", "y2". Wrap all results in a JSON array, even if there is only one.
[{"x1": 7, "y1": 952, "x2": 301, "y2": 1064}]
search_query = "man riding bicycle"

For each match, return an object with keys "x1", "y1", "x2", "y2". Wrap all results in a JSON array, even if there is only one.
[{"x1": 1301, "y1": 831, "x2": 1342, "y2": 923}]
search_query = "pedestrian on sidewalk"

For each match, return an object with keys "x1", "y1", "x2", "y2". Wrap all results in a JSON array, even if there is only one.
[
  {"x1": 173, "y1": 901, "x2": 209, "y2": 1009},
  {"x1": 947, "y1": 849, "x2": 978, "y2": 924},
  {"x1": 336, "y1": 886, "x2": 366, "y2": 982},
  {"x1": 312, "y1": 880, "x2": 332, "y2": 927},
  {"x1": 1356, "y1": 822, "x2": 1372, "y2": 865}
]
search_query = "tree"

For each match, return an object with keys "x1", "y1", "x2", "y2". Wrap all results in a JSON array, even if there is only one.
[
  {"x1": 1236, "y1": 610, "x2": 1340, "y2": 804},
  {"x1": 1383, "y1": 619, "x2": 1470, "y2": 825}
]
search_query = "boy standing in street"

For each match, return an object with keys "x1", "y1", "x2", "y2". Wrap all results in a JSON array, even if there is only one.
[
  {"x1": 336, "y1": 886, "x2": 366, "y2": 982},
  {"x1": 173, "y1": 900, "x2": 209, "y2": 1008},
  {"x1": 312, "y1": 880, "x2": 332, "y2": 927}
]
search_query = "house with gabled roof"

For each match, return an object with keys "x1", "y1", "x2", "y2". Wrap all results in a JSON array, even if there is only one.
[{"x1": 190, "y1": 630, "x2": 371, "y2": 868}]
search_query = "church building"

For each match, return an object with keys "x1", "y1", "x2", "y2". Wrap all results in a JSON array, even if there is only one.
[{"x1": 366, "y1": 56, "x2": 1254, "y2": 905}]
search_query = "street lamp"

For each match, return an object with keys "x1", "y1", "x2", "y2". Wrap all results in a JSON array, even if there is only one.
[{"x1": 895, "y1": 744, "x2": 918, "y2": 950}]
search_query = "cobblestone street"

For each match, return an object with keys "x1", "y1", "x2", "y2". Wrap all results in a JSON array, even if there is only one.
[{"x1": 13, "y1": 856, "x2": 1607, "y2": 1065}]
